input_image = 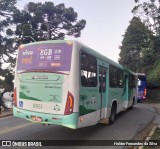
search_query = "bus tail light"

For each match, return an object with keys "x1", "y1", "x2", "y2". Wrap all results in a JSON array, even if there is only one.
[
  {"x1": 13, "y1": 88, "x2": 17, "y2": 107},
  {"x1": 64, "y1": 92, "x2": 74, "y2": 115},
  {"x1": 143, "y1": 88, "x2": 147, "y2": 99},
  {"x1": 144, "y1": 89, "x2": 147, "y2": 96}
]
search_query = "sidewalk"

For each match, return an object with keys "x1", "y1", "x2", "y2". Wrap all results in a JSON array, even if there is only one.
[
  {"x1": 138, "y1": 103, "x2": 160, "y2": 149},
  {"x1": 0, "y1": 108, "x2": 13, "y2": 118}
]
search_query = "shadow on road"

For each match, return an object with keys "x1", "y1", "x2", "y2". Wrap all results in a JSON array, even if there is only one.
[{"x1": 27, "y1": 105, "x2": 148, "y2": 141}]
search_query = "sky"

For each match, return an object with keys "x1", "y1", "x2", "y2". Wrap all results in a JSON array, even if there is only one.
[{"x1": 17, "y1": 0, "x2": 136, "y2": 62}]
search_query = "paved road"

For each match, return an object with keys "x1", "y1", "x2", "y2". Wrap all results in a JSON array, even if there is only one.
[
  {"x1": 151, "y1": 103, "x2": 160, "y2": 125},
  {"x1": 0, "y1": 103, "x2": 155, "y2": 149}
]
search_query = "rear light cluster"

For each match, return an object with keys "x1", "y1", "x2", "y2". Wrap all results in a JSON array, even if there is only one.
[
  {"x1": 64, "y1": 92, "x2": 74, "y2": 115},
  {"x1": 143, "y1": 88, "x2": 147, "y2": 99},
  {"x1": 13, "y1": 88, "x2": 17, "y2": 107},
  {"x1": 144, "y1": 89, "x2": 147, "y2": 96}
]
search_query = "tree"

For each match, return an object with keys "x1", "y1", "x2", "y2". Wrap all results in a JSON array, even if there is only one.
[
  {"x1": 0, "y1": 1, "x2": 86, "y2": 91},
  {"x1": 0, "y1": 0, "x2": 17, "y2": 90},
  {"x1": 13, "y1": 2, "x2": 86, "y2": 44},
  {"x1": 119, "y1": 17, "x2": 153, "y2": 72},
  {"x1": 2, "y1": 69, "x2": 14, "y2": 91},
  {"x1": 0, "y1": 0, "x2": 17, "y2": 67},
  {"x1": 132, "y1": 0, "x2": 160, "y2": 87},
  {"x1": 133, "y1": 0, "x2": 160, "y2": 35},
  {"x1": 133, "y1": 0, "x2": 160, "y2": 56}
]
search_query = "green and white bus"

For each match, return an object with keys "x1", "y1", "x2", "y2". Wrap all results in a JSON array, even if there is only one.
[{"x1": 13, "y1": 40, "x2": 137, "y2": 129}]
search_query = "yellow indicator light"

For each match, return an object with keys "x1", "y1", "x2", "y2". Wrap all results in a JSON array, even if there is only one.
[
  {"x1": 67, "y1": 42, "x2": 73, "y2": 45},
  {"x1": 80, "y1": 118, "x2": 84, "y2": 122},
  {"x1": 19, "y1": 45, "x2": 24, "y2": 50},
  {"x1": 69, "y1": 96, "x2": 73, "y2": 108}
]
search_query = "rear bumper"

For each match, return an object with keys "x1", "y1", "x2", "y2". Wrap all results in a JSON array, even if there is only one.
[
  {"x1": 137, "y1": 96, "x2": 146, "y2": 102},
  {"x1": 13, "y1": 106, "x2": 78, "y2": 129}
]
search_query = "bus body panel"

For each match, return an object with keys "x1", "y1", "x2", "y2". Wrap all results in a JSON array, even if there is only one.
[
  {"x1": 13, "y1": 106, "x2": 78, "y2": 129},
  {"x1": 17, "y1": 72, "x2": 65, "y2": 114},
  {"x1": 108, "y1": 88, "x2": 124, "y2": 113},
  {"x1": 14, "y1": 40, "x2": 137, "y2": 129},
  {"x1": 77, "y1": 45, "x2": 136, "y2": 128}
]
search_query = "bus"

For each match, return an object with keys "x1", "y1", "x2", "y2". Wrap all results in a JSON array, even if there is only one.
[
  {"x1": 13, "y1": 40, "x2": 137, "y2": 129},
  {"x1": 136, "y1": 73, "x2": 147, "y2": 102}
]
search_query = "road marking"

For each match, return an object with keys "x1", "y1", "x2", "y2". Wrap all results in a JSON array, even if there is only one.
[{"x1": 0, "y1": 123, "x2": 34, "y2": 135}]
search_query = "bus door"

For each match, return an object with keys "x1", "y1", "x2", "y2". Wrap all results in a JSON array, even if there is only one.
[
  {"x1": 125, "y1": 74, "x2": 129, "y2": 101},
  {"x1": 98, "y1": 66, "x2": 107, "y2": 120}
]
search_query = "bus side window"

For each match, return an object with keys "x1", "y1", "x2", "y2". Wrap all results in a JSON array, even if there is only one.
[
  {"x1": 109, "y1": 65, "x2": 117, "y2": 88},
  {"x1": 129, "y1": 75, "x2": 136, "y2": 88},
  {"x1": 81, "y1": 75, "x2": 88, "y2": 86},
  {"x1": 117, "y1": 69, "x2": 124, "y2": 88},
  {"x1": 81, "y1": 51, "x2": 97, "y2": 87}
]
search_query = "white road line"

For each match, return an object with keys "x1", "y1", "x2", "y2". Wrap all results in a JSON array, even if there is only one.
[{"x1": 0, "y1": 123, "x2": 34, "y2": 135}]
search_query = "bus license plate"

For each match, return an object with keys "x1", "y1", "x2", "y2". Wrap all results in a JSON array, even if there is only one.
[{"x1": 31, "y1": 116, "x2": 42, "y2": 122}]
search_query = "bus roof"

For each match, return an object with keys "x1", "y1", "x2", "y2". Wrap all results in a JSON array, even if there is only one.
[{"x1": 135, "y1": 73, "x2": 145, "y2": 76}]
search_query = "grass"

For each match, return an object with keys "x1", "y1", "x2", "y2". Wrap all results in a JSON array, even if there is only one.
[
  {"x1": 143, "y1": 127, "x2": 160, "y2": 149},
  {"x1": 146, "y1": 89, "x2": 160, "y2": 104},
  {"x1": 150, "y1": 127, "x2": 160, "y2": 140}
]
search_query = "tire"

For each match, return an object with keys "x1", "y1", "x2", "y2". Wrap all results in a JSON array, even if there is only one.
[
  {"x1": 130, "y1": 98, "x2": 135, "y2": 110},
  {"x1": 109, "y1": 104, "x2": 117, "y2": 124}
]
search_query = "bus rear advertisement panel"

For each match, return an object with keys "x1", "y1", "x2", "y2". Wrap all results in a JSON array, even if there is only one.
[{"x1": 17, "y1": 42, "x2": 72, "y2": 72}]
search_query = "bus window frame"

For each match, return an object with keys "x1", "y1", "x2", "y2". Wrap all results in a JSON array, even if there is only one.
[
  {"x1": 109, "y1": 65, "x2": 117, "y2": 88},
  {"x1": 80, "y1": 51, "x2": 97, "y2": 87},
  {"x1": 117, "y1": 68, "x2": 124, "y2": 88},
  {"x1": 129, "y1": 74, "x2": 136, "y2": 88}
]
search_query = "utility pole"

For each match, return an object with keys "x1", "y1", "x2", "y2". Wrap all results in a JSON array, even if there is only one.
[{"x1": 46, "y1": 15, "x2": 51, "y2": 40}]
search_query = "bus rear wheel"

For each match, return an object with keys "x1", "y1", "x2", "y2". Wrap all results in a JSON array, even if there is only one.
[
  {"x1": 130, "y1": 98, "x2": 135, "y2": 110},
  {"x1": 109, "y1": 104, "x2": 117, "y2": 124}
]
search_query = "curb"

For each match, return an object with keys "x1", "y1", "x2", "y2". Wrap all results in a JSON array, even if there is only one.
[
  {"x1": 0, "y1": 109, "x2": 13, "y2": 118},
  {"x1": 138, "y1": 125, "x2": 159, "y2": 149},
  {"x1": 0, "y1": 113, "x2": 13, "y2": 118}
]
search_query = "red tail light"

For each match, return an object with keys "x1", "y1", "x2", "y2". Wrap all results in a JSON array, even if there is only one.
[
  {"x1": 13, "y1": 88, "x2": 17, "y2": 107},
  {"x1": 144, "y1": 88, "x2": 147, "y2": 96},
  {"x1": 64, "y1": 92, "x2": 74, "y2": 115}
]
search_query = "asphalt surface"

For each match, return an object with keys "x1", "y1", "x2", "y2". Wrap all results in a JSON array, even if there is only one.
[
  {"x1": 0, "y1": 103, "x2": 156, "y2": 149},
  {"x1": 151, "y1": 103, "x2": 160, "y2": 125}
]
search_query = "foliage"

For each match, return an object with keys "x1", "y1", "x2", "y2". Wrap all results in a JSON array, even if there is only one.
[
  {"x1": 147, "y1": 57, "x2": 160, "y2": 87},
  {"x1": 0, "y1": 0, "x2": 17, "y2": 91},
  {"x1": 119, "y1": 17, "x2": 153, "y2": 72},
  {"x1": 133, "y1": 0, "x2": 160, "y2": 35},
  {"x1": 0, "y1": 0, "x2": 17, "y2": 67},
  {"x1": 13, "y1": 2, "x2": 86, "y2": 44},
  {"x1": 129, "y1": 0, "x2": 160, "y2": 87},
  {"x1": 0, "y1": 69, "x2": 14, "y2": 91}
]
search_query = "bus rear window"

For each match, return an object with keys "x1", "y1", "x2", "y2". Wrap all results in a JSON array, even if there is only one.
[{"x1": 17, "y1": 43, "x2": 72, "y2": 72}]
